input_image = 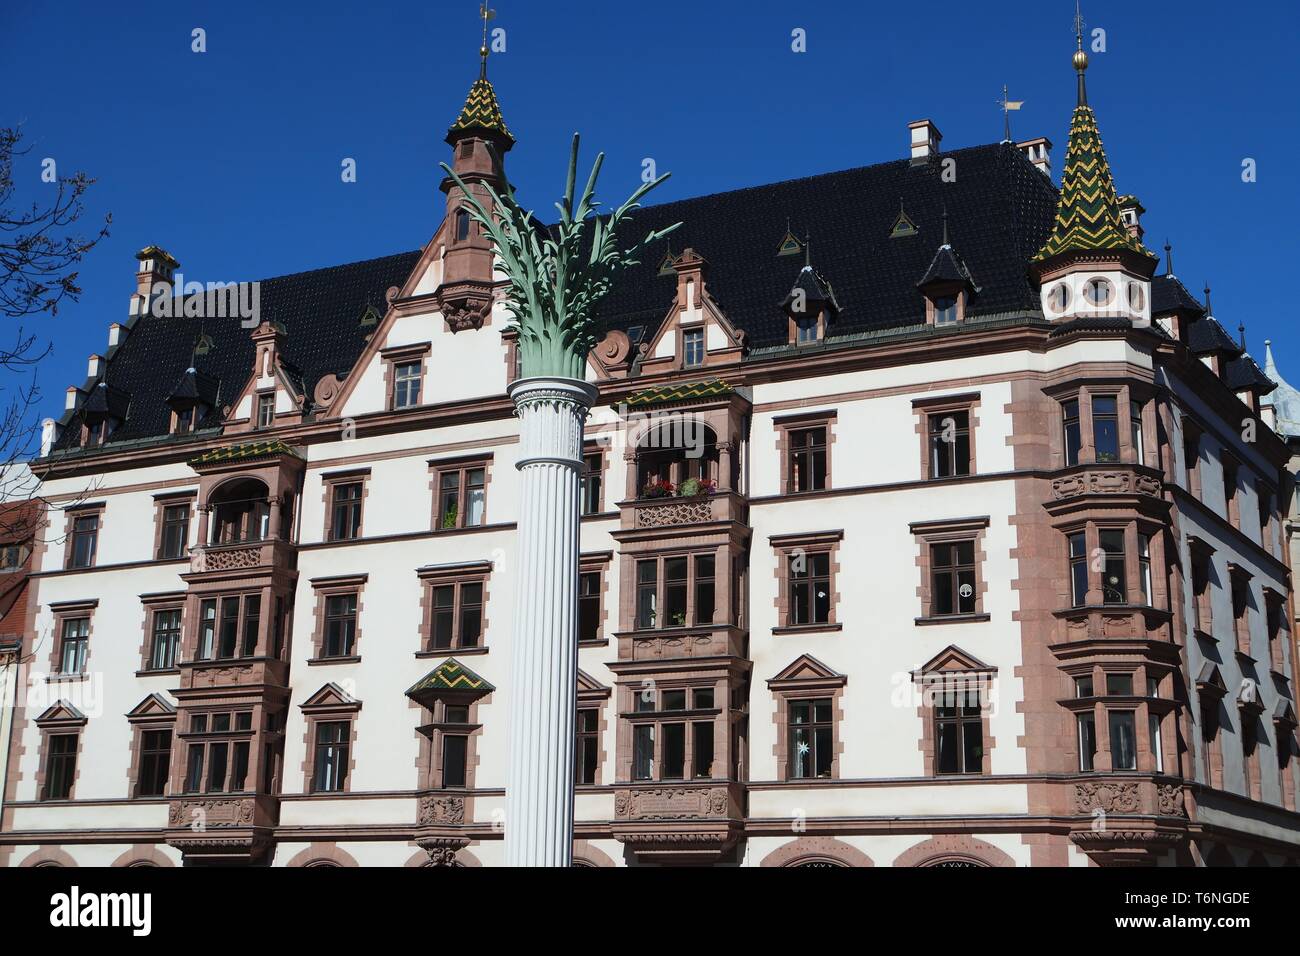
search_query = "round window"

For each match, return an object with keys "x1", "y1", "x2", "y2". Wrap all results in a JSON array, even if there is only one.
[
  {"x1": 1128, "y1": 282, "x2": 1146, "y2": 311},
  {"x1": 1084, "y1": 277, "x2": 1113, "y2": 307},
  {"x1": 1048, "y1": 283, "x2": 1071, "y2": 313}
]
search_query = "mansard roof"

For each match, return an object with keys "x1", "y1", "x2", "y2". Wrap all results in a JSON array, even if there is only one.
[
  {"x1": 594, "y1": 141, "x2": 1058, "y2": 350},
  {"x1": 49, "y1": 143, "x2": 1065, "y2": 457},
  {"x1": 52, "y1": 249, "x2": 419, "y2": 453}
]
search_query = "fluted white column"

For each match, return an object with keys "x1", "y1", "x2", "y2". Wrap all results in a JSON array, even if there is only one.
[{"x1": 505, "y1": 376, "x2": 597, "y2": 867}]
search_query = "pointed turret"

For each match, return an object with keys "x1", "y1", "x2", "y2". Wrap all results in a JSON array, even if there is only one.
[
  {"x1": 1032, "y1": 4, "x2": 1157, "y2": 326},
  {"x1": 436, "y1": 17, "x2": 514, "y2": 332},
  {"x1": 917, "y1": 211, "x2": 979, "y2": 325}
]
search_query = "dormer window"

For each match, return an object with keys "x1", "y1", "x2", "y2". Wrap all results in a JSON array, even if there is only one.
[
  {"x1": 1083, "y1": 277, "x2": 1113, "y2": 307},
  {"x1": 1048, "y1": 283, "x2": 1070, "y2": 314},
  {"x1": 84, "y1": 420, "x2": 106, "y2": 447},
  {"x1": 174, "y1": 406, "x2": 195, "y2": 435},
  {"x1": 256, "y1": 393, "x2": 275, "y2": 430},
  {"x1": 682, "y1": 328, "x2": 705, "y2": 368},
  {"x1": 934, "y1": 296, "x2": 958, "y2": 326},
  {"x1": 795, "y1": 315, "x2": 820, "y2": 344}
]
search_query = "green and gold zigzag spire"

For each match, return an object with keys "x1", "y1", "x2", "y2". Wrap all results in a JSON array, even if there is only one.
[
  {"x1": 448, "y1": 75, "x2": 514, "y2": 144},
  {"x1": 1033, "y1": 104, "x2": 1149, "y2": 261},
  {"x1": 1034, "y1": 4, "x2": 1154, "y2": 264}
]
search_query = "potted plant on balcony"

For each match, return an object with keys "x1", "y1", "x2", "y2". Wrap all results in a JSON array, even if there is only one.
[
  {"x1": 677, "y1": 477, "x2": 716, "y2": 497},
  {"x1": 641, "y1": 478, "x2": 675, "y2": 499}
]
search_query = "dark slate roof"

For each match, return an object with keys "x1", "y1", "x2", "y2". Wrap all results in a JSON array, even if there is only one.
[
  {"x1": 1224, "y1": 354, "x2": 1276, "y2": 394},
  {"x1": 781, "y1": 265, "x2": 839, "y2": 314},
  {"x1": 81, "y1": 382, "x2": 131, "y2": 420},
  {"x1": 592, "y1": 141, "x2": 1059, "y2": 349},
  {"x1": 916, "y1": 243, "x2": 978, "y2": 290},
  {"x1": 54, "y1": 250, "x2": 420, "y2": 451},
  {"x1": 167, "y1": 368, "x2": 221, "y2": 408},
  {"x1": 1151, "y1": 275, "x2": 1205, "y2": 315},
  {"x1": 1188, "y1": 316, "x2": 1243, "y2": 356}
]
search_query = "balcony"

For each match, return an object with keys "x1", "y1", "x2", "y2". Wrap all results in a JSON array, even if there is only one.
[
  {"x1": 188, "y1": 538, "x2": 293, "y2": 575},
  {"x1": 617, "y1": 623, "x2": 746, "y2": 662},
  {"x1": 165, "y1": 792, "x2": 279, "y2": 863},
  {"x1": 181, "y1": 653, "x2": 289, "y2": 690},
  {"x1": 611, "y1": 780, "x2": 744, "y2": 864},
  {"x1": 621, "y1": 490, "x2": 747, "y2": 533}
]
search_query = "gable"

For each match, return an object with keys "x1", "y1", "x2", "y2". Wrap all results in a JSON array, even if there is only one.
[{"x1": 767, "y1": 653, "x2": 847, "y2": 688}]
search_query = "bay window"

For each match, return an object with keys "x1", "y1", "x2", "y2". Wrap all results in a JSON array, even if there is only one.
[
  {"x1": 628, "y1": 684, "x2": 718, "y2": 782},
  {"x1": 634, "y1": 553, "x2": 718, "y2": 630},
  {"x1": 183, "y1": 711, "x2": 254, "y2": 793}
]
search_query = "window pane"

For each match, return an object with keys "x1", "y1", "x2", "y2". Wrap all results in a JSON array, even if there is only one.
[
  {"x1": 442, "y1": 735, "x2": 468, "y2": 787},
  {"x1": 693, "y1": 722, "x2": 713, "y2": 778},
  {"x1": 636, "y1": 560, "x2": 657, "y2": 629},
  {"x1": 1109, "y1": 711, "x2": 1137, "y2": 770},
  {"x1": 694, "y1": 554, "x2": 715, "y2": 625},
  {"x1": 662, "y1": 689, "x2": 686, "y2": 711},
  {"x1": 662, "y1": 723, "x2": 685, "y2": 779},
  {"x1": 1078, "y1": 714, "x2": 1096, "y2": 771},
  {"x1": 578, "y1": 572, "x2": 600, "y2": 642},
  {"x1": 633, "y1": 725, "x2": 654, "y2": 780},
  {"x1": 432, "y1": 585, "x2": 455, "y2": 648},
  {"x1": 206, "y1": 742, "x2": 229, "y2": 792},
  {"x1": 1105, "y1": 672, "x2": 1133, "y2": 696},
  {"x1": 460, "y1": 582, "x2": 483, "y2": 647},
  {"x1": 936, "y1": 721, "x2": 960, "y2": 774}
]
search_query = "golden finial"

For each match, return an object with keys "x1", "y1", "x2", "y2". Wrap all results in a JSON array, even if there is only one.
[
  {"x1": 479, "y1": 4, "x2": 496, "y2": 77},
  {"x1": 1072, "y1": 1, "x2": 1089, "y2": 105}
]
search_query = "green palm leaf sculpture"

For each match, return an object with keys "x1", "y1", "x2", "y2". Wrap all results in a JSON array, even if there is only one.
[{"x1": 441, "y1": 134, "x2": 680, "y2": 380}]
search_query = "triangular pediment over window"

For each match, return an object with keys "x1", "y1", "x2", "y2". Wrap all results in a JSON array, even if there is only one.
[
  {"x1": 301, "y1": 682, "x2": 362, "y2": 714},
  {"x1": 35, "y1": 700, "x2": 88, "y2": 727},
  {"x1": 767, "y1": 654, "x2": 847, "y2": 690},
  {"x1": 1195, "y1": 661, "x2": 1227, "y2": 698},
  {"x1": 125, "y1": 693, "x2": 177, "y2": 723},
  {"x1": 915, "y1": 645, "x2": 995, "y2": 676}
]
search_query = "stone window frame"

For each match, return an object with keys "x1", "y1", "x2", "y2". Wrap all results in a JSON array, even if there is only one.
[
  {"x1": 307, "y1": 573, "x2": 367, "y2": 664},
  {"x1": 1061, "y1": 661, "x2": 1174, "y2": 774},
  {"x1": 678, "y1": 323, "x2": 707, "y2": 370},
  {"x1": 766, "y1": 657, "x2": 848, "y2": 782},
  {"x1": 912, "y1": 392, "x2": 980, "y2": 481},
  {"x1": 576, "y1": 670, "x2": 612, "y2": 786},
  {"x1": 152, "y1": 490, "x2": 196, "y2": 562},
  {"x1": 175, "y1": 706, "x2": 259, "y2": 795},
  {"x1": 912, "y1": 650, "x2": 996, "y2": 777},
  {"x1": 1227, "y1": 563, "x2": 1254, "y2": 658},
  {"x1": 578, "y1": 551, "x2": 612, "y2": 646},
  {"x1": 380, "y1": 342, "x2": 431, "y2": 412},
  {"x1": 769, "y1": 530, "x2": 843, "y2": 635},
  {"x1": 501, "y1": 328, "x2": 522, "y2": 385},
  {"x1": 621, "y1": 679, "x2": 725, "y2": 783},
  {"x1": 773, "y1": 409, "x2": 836, "y2": 495},
  {"x1": 1058, "y1": 517, "x2": 1168, "y2": 611},
  {"x1": 62, "y1": 502, "x2": 105, "y2": 571},
  {"x1": 1255, "y1": 477, "x2": 1278, "y2": 557},
  {"x1": 630, "y1": 548, "x2": 724, "y2": 632},
  {"x1": 320, "y1": 467, "x2": 371, "y2": 543},
  {"x1": 1263, "y1": 586, "x2": 1289, "y2": 674},
  {"x1": 1221, "y1": 451, "x2": 1242, "y2": 531},
  {"x1": 427, "y1": 453, "x2": 493, "y2": 532},
  {"x1": 417, "y1": 696, "x2": 488, "y2": 791},
  {"x1": 126, "y1": 699, "x2": 177, "y2": 799},
  {"x1": 1048, "y1": 381, "x2": 1155, "y2": 469},
  {"x1": 416, "y1": 561, "x2": 492, "y2": 657},
  {"x1": 1182, "y1": 418, "x2": 1204, "y2": 499},
  {"x1": 299, "y1": 685, "x2": 362, "y2": 795},
  {"x1": 137, "y1": 591, "x2": 185, "y2": 675},
  {"x1": 580, "y1": 438, "x2": 611, "y2": 516},
  {"x1": 35, "y1": 703, "x2": 87, "y2": 802},
  {"x1": 254, "y1": 390, "x2": 277, "y2": 431},
  {"x1": 47, "y1": 598, "x2": 97, "y2": 678},
  {"x1": 1188, "y1": 536, "x2": 1216, "y2": 641},
  {"x1": 909, "y1": 516, "x2": 990, "y2": 625}
]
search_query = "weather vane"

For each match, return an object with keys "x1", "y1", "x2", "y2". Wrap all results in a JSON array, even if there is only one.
[
  {"x1": 1073, "y1": 0, "x2": 1085, "y2": 49},
  {"x1": 999, "y1": 84, "x2": 1023, "y2": 142},
  {"x1": 479, "y1": 4, "x2": 496, "y2": 74}
]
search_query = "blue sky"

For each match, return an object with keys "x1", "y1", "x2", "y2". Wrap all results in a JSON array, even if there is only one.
[{"x1": 3, "y1": 0, "x2": 1297, "y2": 427}]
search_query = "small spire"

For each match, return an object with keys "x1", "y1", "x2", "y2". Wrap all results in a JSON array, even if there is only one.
[
  {"x1": 1073, "y1": 1, "x2": 1089, "y2": 106},
  {"x1": 479, "y1": 4, "x2": 495, "y2": 79},
  {"x1": 1239, "y1": 323, "x2": 1246, "y2": 350},
  {"x1": 803, "y1": 231, "x2": 812, "y2": 269},
  {"x1": 941, "y1": 205, "x2": 950, "y2": 247},
  {"x1": 1203, "y1": 283, "x2": 1213, "y2": 316},
  {"x1": 1164, "y1": 239, "x2": 1174, "y2": 277}
]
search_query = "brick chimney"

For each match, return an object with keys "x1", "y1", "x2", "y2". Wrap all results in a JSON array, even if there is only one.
[
  {"x1": 1017, "y1": 137, "x2": 1053, "y2": 177},
  {"x1": 908, "y1": 119, "x2": 942, "y2": 163},
  {"x1": 131, "y1": 245, "x2": 179, "y2": 317}
]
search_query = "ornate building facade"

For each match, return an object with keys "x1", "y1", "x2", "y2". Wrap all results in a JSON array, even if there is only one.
[{"x1": 2, "y1": 36, "x2": 1298, "y2": 868}]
